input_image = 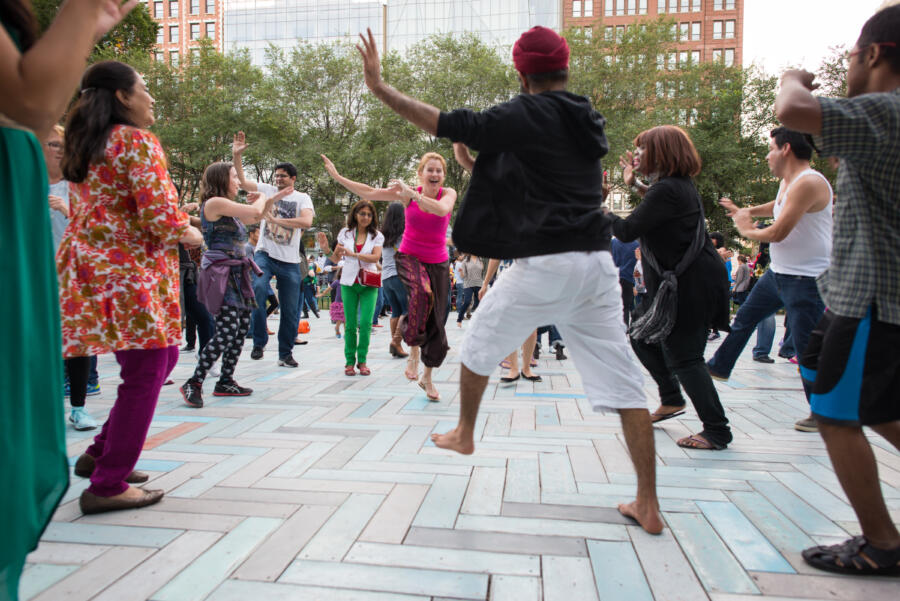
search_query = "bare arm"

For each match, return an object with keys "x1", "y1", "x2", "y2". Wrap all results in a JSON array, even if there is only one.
[
  {"x1": 0, "y1": 0, "x2": 138, "y2": 140},
  {"x1": 205, "y1": 187, "x2": 290, "y2": 224},
  {"x1": 732, "y1": 178, "x2": 829, "y2": 243},
  {"x1": 357, "y1": 28, "x2": 440, "y2": 135},
  {"x1": 720, "y1": 197, "x2": 775, "y2": 219},
  {"x1": 231, "y1": 131, "x2": 258, "y2": 192},
  {"x1": 775, "y1": 70, "x2": 823, "y2": 135},
  {"x1": 321, "y1": 154, "x2": 397, "y2": 201},
  {"x1": 453, "y1": 143, "x2": 475, "y2": 172},
  {"x1": 619, "y1": 152, "x2": 647, "y2": 198},
  {"x1": 392, "y1": 180, "x2": 457, "y2": 217},
  {"x1": 267, "y1": 207, "x2": 314, "y2": 230},
  {"x1": 479, "y1": 258, "x2": 500, "y2": 300}
]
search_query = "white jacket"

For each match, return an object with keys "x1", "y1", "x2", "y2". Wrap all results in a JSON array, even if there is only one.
[{"x1": 336, "y1": 227, "x2": 384, "y2": 286}]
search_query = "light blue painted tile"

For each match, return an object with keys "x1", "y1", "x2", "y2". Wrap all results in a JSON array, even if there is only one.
[
  {"x1": 773, "y1": 471, "x2": 857, "y2": 522},
  {"x1": 504, "y1": 457, "x2": 540, "y2": 504},
  {"x1": 207, "y1": 580, "x2": 430, "y2": 601},
  {"x1": 152, "y1": 517, "x2": 282, "y2": 601},
  {"x1": 299, "y1": 494, "x2": 385, "y2": 561},
  {"x1": 752, "y1": 480, "x2": 849, "y2": 538},
  {"x1": 354, "y1": 430, "x2": 404, "y2": 462},
  {"x1": 727, "y1": 491, "x2": 816, "y2": 554},
  {"x1": 60, "y1": 475, "x2": 90, "y2": 505},
  {"x1": 586, "y1": 541, "x2": 653, "y2": 601},
  {"x1": 412, "y1": 474, "x2": 469, "y2": 528},
  {"x1": 156, "y1": 443, "x2": 269, "y2": 456},
  {"x1": 665, "y1": 512, "x2": 758, "y2": 594},
  {"x1": 535, "y1": 405, "x2": 559, "y2": 426},
  {"x1": 656, "y1": 465, "x2": 775, "y2": 482},
  {"x1": 168, "y1": 454, "x2": 256, "y2": 498},
  {"x1": 42, "y1": 522, "x2": 183, "y2": 548},
  {"x1": 281, "y1": 560, "x2": 488, "y2": 600},
  {"x1": 696, "y1": 501, "x2": 794, "y2": 574},
  {"x1": 303, "y1": 468, "x2": 433, "y2": 485},
  {"x1": 542, "y1": 491, "x2": 699, "y2": 513},
  {"x1": 514, "y1": 392, "x2": 586, "y2": 399},
  {"x1": 256, "y1": 371, "x2": 289, "y2": 382},
  {"x1": 19, "y1": 564, "x2": 79, "y2": 601},
  {"x1": 350, "y1": 398, "x2": 389, "y2": 419},
  {"x1": 270, "y1": 441, "x2": 336, "y2": 478},
  {"x1": 134, "y1": 459, "x2": 184, "y2": 472},
  {"x1": 539, "y1": 453, "x2": 577, "y2": 494},
  {"x1": 152, "y1": 415, "x2": 217, "y2": 423}
]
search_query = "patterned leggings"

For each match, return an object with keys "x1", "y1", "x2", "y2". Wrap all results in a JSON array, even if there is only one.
[{"x1": 192, "y1": 305, "x2": 250, "y2": 383}]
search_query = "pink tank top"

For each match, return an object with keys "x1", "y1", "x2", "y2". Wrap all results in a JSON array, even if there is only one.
[{"x1": 398, "y1": 186, "x2": 450, "y2": 263}]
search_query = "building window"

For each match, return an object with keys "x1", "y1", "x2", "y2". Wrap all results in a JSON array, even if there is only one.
[
  {"x1": 169, "y1": 1, "x2": 178, "y2": 18},
  {"x1": 190, "y1": 22, "x2": 200, "y2": 40},
  {"x1": 615, "y1": 25, "x2": 625, "y2": 41},
  {"x1": 154, "y1": 51, "x2": 164, "y2": 62},
  {"x1": 712, "y1": 48, "x2": 722, "y2": 62},
  {"x1": 679, "y1": 50, "x2": 688, "y2": 65},
  {"x1": 190, "y1": 0, "x2": 199, "y2": 14},
  {"x1": 679, "y1": 22, "x2": 689, "y2": 41},
  {"x1": 667, "y1": 52, "x2": 676, "y2": 70},
  {"x1": 714, "y1": 0, "x2": 735, "y2": 9},
  {"x1": 713, "y1": 20, "x2": 722, "y2": 39},
  {"x1": 724, "y1": 48, "x2": 735, "y2": 66},
  {"x1": 669, "y1": 0, "x2": 677, "y2": 12},
  {"x1": 691, "y1": 22, "x2": 700, "y2": 41},
  {"x1": 584, "y1": 26, "x2": 593, "y2": 38},
  {"x1": 607, "y1": 0, "x2": 614, "y2": 16},
  {"x1": 170, "y1": 51, "x2": 179, "y2": 67},
  {"x1": 585, "y1": 1, "x2": 593, "y2": 17},
  {"x1": 714, "y1": 0, "x2": 721, "y2": 7},
  {"x1": 573, "y1": 1, "x2": 582, "y2": 17},
  {"x1": 657, "y1": 0, "x2": 665, "y2": 13},
  {"x1": 725, "y1": 20, "x2": 735, "y2": 39},
  {"x1": 639, "y1": 0, "x2": 648, "y2": 14},
  {"x1": 616, "y1": 0, "x2": 625, "y2": 15},
  {"x1": 604, "y1": 26, "x2": 613, "y2": 40},
  {"x1": 156, "y1": 29, "x2": 163, "y2": 44},
  {"x1": 680, "y1": 0, "x2": 689, "y2": 11},
  {"x1": 169, "y1": 25, "x2": 179, "y2": 43},
  {"x1": 153, "y1": 1, "x2": 162, "y2": 18},
  {"x1": 692, "y1": 0, "x2": 701, "y2": 11},
  {"x1": 206, "y1": 0, "x2": 214, "y2": 12},
  {"x1": 657, "y1": 54, "x2": 665, "y2": 70},
  {"x1": 206, "y1": 21, "x2": 215, "y2": 38},
  {"x1": 691, "y1": 50, "x2": 700, "y2": 63},
  {"x1": 627, "y1": 0, "x2": 636, "y2": 15}
]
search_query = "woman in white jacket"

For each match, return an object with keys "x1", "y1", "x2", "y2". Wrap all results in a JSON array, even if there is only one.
[{"x1": 317, "y1": 200, "x2": 384, "y2": 375}]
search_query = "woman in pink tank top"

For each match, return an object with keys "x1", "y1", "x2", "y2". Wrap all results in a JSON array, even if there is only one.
[{"x1": 322, "y1": 152, "x2": 457, "y2": 400}]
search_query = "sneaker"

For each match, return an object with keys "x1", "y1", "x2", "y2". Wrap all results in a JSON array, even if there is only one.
[
  {"x1": 753, "y1": 355, "x2": 775, "y2": 364},
  {"x1": 794, "y1": 415, "x2": 818, "y2": 432},
  {"x1": 180, "y1": 379, "x2": 203, "y2": 408},
  {"x1": 250, "y1": 346, "x2": 264, "y2": 360},
  {"x1": 86, "y1": 382, "x2": 101, "y2": 396},
  {"x1": 64, "y1": 379, "x2": 70, "y2": 398},
  {"x1": 278, "y1": 355, "x2": 298, "y2": 368},
  {"x1": 213, "y1": 379, "x2": 253, "y2": 397},
  {"x1": 180, "y1": 344, "x2": 195, "y2": 353},
  {"x1": 69, "y1": 407, "x2": 98, "y2": 430},
  {"x1": 707, "y1": 331, "x2": 721, "y2": 341},
  {"x1": 552, "y1": 342, "x2": 567, "y2": 361},
  {"x1": 788, "y1": 356, "x2": 799, "y2": 365}
]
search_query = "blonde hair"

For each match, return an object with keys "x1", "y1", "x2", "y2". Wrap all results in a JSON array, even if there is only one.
[
  {"x1": 417, "y1": 152, "x2": 446, "y2": 174},
  {"x1": 51, "y1": 124, "x2": 65, "y2": 139}
]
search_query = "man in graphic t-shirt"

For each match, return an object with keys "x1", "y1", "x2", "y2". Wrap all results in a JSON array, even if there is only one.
[{"x1": 233, "y1": 132, "x2": 314, "y2": 367}]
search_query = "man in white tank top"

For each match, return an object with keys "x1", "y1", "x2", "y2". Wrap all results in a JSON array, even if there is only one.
[{"x1": 707, "y1": 127, "x2": 832, "y2": 432}]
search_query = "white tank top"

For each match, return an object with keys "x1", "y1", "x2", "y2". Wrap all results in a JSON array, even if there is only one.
[{"x1": 770, "y1": 168, "x2": 833, "y2": 277}]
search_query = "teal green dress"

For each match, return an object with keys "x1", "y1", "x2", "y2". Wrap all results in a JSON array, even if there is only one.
[{"x1": 0, "y1": 20, "x2": 70, "y2": 601}]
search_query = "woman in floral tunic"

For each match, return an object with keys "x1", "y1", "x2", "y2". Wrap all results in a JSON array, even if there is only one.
[{"x1": 58, "y1": 61, "x2": 202, "y2": 514}]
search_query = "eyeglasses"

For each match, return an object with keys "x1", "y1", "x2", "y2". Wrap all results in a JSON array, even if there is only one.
[
  {"x1": 273, "y1": 173, "x2": 291, "y2": 179},
  {"x1": 849, "y1": 42, "x2": 897, "y2": 58},
  {"x1": 45, "y1": 141, "x2": 63, "y2": 149}
]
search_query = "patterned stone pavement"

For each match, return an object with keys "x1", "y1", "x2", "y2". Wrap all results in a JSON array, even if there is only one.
[{"x1": 22, "y1": 313, "x2": 900, "y2": 600}]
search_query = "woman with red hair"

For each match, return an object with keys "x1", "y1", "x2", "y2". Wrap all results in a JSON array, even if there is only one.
[{"x1": 612, "y1": 125, "x2": 732, "y2": 450}]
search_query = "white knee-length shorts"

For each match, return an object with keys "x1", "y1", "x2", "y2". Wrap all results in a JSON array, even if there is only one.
[{"x1": 460, "y1": 251, "x2": 647, "y2": 412}]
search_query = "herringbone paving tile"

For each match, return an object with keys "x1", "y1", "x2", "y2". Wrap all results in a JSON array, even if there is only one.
[{"x1": 21, "y1": 315, "x2": 900, "y2": 600}]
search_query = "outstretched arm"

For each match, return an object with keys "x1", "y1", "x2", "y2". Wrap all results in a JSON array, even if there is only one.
[
  {"x1": 357, "y1": 28, "x2": 440, "y2": 135},
  {"x1": 321, "y1": 154, "x2": 397, "y2": 201},
  {"x1": 775, "y1": 70, "x2": 822, "y2": 135},
  {"x1": 453, "y1": 143, "x2": 475, "y2": 173},
  {"x1": 232, "y1": 131, "x2": 258, "y2": 192}
]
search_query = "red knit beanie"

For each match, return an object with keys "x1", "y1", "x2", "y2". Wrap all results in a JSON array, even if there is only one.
[{"x1": 512, "y1": 26, "x2": 570, "y2": 75}]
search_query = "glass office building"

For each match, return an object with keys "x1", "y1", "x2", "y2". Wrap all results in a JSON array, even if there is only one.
[{"x1": 224, "y1": 0, "x2": 561, "y2": 65}]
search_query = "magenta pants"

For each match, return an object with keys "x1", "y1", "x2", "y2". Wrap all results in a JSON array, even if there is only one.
[{"x1": 85, "y1": 346, "x2": 178, "y2": 497}]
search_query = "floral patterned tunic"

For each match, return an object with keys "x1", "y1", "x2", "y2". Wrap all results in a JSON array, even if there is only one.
[{"x1": 58, "y1": 125, "x2": 190, "y2": 357}]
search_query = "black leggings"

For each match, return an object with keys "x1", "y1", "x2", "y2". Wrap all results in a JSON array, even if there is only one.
[
  {"x1": 64, "y1": 357, "x2": 91, "y2": 408},
  {"x1": 192, "y1": 306, "x2": 251, "y2": 383}
]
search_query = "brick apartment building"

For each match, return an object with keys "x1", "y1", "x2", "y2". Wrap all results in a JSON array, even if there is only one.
[{"x1": 144, "y1": 0, "x2": 224, "y2": 65}]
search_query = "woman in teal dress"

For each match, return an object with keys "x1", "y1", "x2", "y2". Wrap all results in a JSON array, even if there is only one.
[{"x1": 0, "y1": 2, "x2": 137, "y2": 598}]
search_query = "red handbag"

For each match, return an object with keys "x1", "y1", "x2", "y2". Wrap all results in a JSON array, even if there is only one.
[{"x1": 359, "y1": 269, "x2": 382, "y2": 288}]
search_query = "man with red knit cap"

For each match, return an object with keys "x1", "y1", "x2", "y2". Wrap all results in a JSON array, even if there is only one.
[{"x1": 356, "y1": 26, "x2": 662, "y2": 534}]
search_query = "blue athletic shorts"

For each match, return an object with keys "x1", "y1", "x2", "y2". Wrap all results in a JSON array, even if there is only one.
[{"x1": 800, "y1": 307, "x2": 900, "y2": 426}]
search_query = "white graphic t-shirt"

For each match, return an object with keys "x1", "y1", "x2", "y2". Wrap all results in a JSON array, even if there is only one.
[{"x1": 254, "y1": 182, "x2": 314, "y2": 264}]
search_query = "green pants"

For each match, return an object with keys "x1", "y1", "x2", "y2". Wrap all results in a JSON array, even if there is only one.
[{"x1": 341, "y1": 283, "x2": 378, "y2": 365}]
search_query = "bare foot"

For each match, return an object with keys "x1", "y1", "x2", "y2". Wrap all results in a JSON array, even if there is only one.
[
  {"x1": 405, "y1": 363, "x2": 418, "y2": 380},
  {"x1": 618, "y1": 500, "x2": 664, "y2": 535},
  {"x1": 431, "y1": 427, "x2": 475, "y2": 455},
  {"x1": 419, "y1": 379, "x2": 440, "y2": 401}
]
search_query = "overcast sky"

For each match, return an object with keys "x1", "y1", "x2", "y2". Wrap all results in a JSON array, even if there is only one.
[{"x1": 743, "y1": 0, "x2": 886, "y2": 75}]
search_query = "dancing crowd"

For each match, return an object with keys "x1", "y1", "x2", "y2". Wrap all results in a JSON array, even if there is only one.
[{"x1": 3, "y1": 1, "x2": 900, "y2": 597}]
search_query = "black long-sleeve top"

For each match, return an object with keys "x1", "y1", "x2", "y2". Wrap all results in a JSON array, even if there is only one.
[
  {"x1": 610, "y1": 176, "x2": 731, "y2": 333},
  {"x1": 436, "y1": 90, "x2": 613, "y2": 259}
]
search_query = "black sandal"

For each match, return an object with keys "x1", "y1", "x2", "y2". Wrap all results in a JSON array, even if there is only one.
[
  {"x1": 520, "y1": 371, "x2": 542, "y2": 382},
  {"x1": 802, "y1": 536, "x2": 900, "y2": 576},
  {"x1": 499, "y1": 374, "x2": 520, "y2": 384}
]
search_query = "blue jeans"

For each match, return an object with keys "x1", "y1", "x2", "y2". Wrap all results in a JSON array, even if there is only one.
[
  {"x1": 537, "y1": 325, "x2": 562, "y2": 347},
  {"x1": 250, "y1": 251, "x2": 301, "y2": 359},
  {"x1": 373, "y1": 287, "x2": 384, "y2": 325},
  {"x1": 752, "y1": 314, "x2": 776, "y2": 358},
  {"x1": 708, "y1": 269, "x2": 825, "y2": 399},
  {"x1": 382, "y1": 275, "x2": 408, "y2": 317},
  {"x1": 456, "y1": 286, "x2": 479, "y2": 322}
]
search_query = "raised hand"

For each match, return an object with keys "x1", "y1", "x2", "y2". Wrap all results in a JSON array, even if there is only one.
[
  {"x1": 316, "y1": 231, "x2": 330, "y2": 253},
  {"x1": 94, "y1": 0, "x2": 140, "y2": 42},
  {"x1": 181, "y1": 202, "x2": 199, "y2": 213},
  {"x1": 780, "y1": 69, "x2": 819, "y2": 92},
  {"x1": 619, "y1": 151, "x2": 636, "y2": 186},
  {"x1": 718, "y1": 197, "x2": 739, "y2": 217},
  {"x1": 356, "y1": 28, "x2": 382, "y2": 92},
  {"x1": 321, "y1": 154, "x2": 339, "y2": 179},
  {"x1": 232, "y1": 131, "x2": 249, "y2": 155}
]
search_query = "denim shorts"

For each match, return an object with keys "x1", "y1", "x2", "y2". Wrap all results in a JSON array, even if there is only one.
[{"x1": 382, "y1": 275, "x2": 408, "y2": 317}]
